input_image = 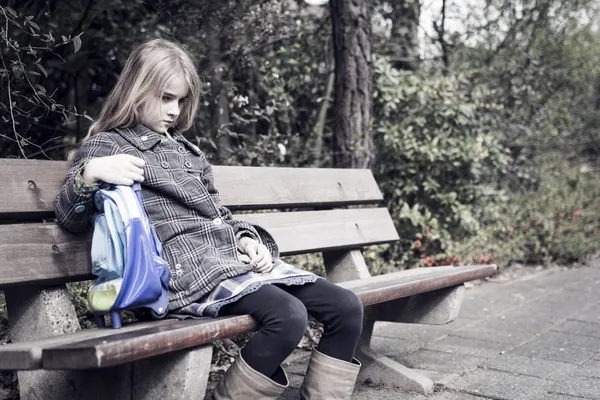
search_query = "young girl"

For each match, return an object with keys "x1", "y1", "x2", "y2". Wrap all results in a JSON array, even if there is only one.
[{"x1": 55, "y1": 38, "x2": 363, "y2": 399}]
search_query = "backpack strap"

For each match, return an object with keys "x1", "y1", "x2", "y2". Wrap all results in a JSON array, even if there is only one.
[{"x1": 131, "y1": 183, "x2": 164, "y2": 256}]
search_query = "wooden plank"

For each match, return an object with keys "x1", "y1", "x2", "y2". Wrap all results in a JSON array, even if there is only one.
[
  {"x1": 215, "y1": 166, "x2": 383, "y2": 209},
  {"x1": 339, "y1": 264, "x2": 497, "y2": 307},
  {"x1": 0, "y1": 320, "x2": 177, "y2": 370},
  {"x1": 33, "y1": 265, "x2": 496, "y2": 370},
  {"x1": 0, "y1": 208, "x2": 398, "y2": 287},
  {"x1": 0, "y1": 159, "x2": 383, "y2": 219},
  {"x1": 0, "y1": 224, "x2": 95, "y2": 286},
  {"x1": 240, "y1": 208, "x2": 399, "y2": 255},
  {"x1": 42, "y1": 316, "x2": 257, "y2": 370}
]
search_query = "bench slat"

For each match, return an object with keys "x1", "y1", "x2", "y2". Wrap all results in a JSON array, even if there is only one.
[
  {"x1": 0, "y1": 320, "x2": 177, "y2": 370},
  {"x1": 238, "y1": 208, "x2": 399, "y2": 255},
  {"x1": 0, "y1": 159, "x2": 382, "y2": 220},
  {"x1": 0, "y1": 208, "x2": 398, "y2": 287},
  {"x1": 0, "y1": 265, "x2": 495, "y2": 370}
]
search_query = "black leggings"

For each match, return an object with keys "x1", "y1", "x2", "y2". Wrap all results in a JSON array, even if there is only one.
[{"x1": 218, "y1": 278, "x2": 364, "y2": 378}]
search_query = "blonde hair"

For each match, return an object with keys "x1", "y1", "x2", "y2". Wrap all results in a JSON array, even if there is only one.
[{"x1": 84, "y1": 38, "x2": 201, "y2": 141}]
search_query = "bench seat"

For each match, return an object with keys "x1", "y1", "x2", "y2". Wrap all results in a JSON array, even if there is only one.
[{"x1": 0, "y1": 264, "x2": 494, "y2": 370}]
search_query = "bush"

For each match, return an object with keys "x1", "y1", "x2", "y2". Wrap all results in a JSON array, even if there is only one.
[
  {"x1": 372, "y1": 57, "x2": 509, "y2": 269},
  {"x1": 448, "y1": 161, "x2": 600, "y2": 267}
]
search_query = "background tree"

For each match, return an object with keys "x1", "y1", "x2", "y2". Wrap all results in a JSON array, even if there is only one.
[{"x1": 329, "y1": 0, "x2": 374, "y2": 168}]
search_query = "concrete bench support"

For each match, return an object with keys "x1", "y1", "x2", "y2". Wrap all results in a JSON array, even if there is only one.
[
  {"x1": 5, "y1": 285, "x2": 86, "y2": 400},
  {"x1": 355, "y1": 308, "x2": 435, "y2": 394},
  {"x1": 373, "y1": 284, "x2": 465, "y2": 324},
  {"x1": 323, "y1": 253, "x2": 467, "y2": 395},
  {"x1": 5, "y1": 286, "x2": 214, "y2": 400},
  {"x1": 132, "y1": 345, "x2": 213, "y2": 399}
]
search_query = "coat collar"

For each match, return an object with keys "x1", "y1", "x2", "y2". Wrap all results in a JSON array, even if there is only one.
[
  {"x1": 115, "y1": 125, "x2": 161, "y2": 151},
  {"x1": 115, "y1": 124, "x2": 202, "y2": 156},
  {"x1": 172, "y1": 131, "x2": 203, "y2": 156}
]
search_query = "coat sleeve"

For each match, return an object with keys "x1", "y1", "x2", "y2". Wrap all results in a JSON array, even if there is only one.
[
  {"x1": 199, "y1": 153, "x2": 280, "y2": 258},
  {"x1": 54, "y1": 133, "x2": 122, "y2": 233}
]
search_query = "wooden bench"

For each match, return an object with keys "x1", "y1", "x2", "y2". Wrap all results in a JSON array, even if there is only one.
[{"x1": 0, "y1": 158, "x2": 496, "y2": 399}]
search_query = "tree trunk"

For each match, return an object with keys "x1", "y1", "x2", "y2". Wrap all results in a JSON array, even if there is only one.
[
  {"x1": 329, "y1": 0, "x2": 373, "y2": 169},
  {"x1": 389, "y1": 0, "x2": 420, "y2": 71},
  {"x1": 205, "y1": 15, "x2": 233, "y2": 163}
]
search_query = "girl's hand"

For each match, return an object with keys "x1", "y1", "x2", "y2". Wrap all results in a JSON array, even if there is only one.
[
  {"x1": 239, "y1": 237, "x2": 274, "y2": 273},
  {"x1": 82, "y1": 154, "x2": 146, "y2": 186}
]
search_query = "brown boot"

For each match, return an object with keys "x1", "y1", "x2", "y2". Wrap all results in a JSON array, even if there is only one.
[
  {"x1": 213, "y1": 352, "x2": 288, "y2": 400},
  {"x1": 300, "y1": 348, "x2": 361, "y2": 400}
]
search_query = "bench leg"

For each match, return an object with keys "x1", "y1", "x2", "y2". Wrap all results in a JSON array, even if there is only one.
[
  {"x1": 323, "y1": 250, "x2": 436, "y2": 394},
  {"x1": 356, "y1": 310, "x2": 434, "y2": 394},
  {"x1": 373, "y1": 284, "x2": 465, "y2": 324},
  {"x1": 355, "y1": 285, "x2": 465, "y2": 394},
  {"x1": 5, "y1": 285, "x2": 89, "y2": 399},
  {"x1": 132, "y1": 344, "x2": 213, "y2": 399},
  {"x1": 12, "y1": 367, "x2": 132, "y2": 400},
  {"x1": 322, "y1": 249, "x2": 371, "y2": 282},
  {"x1": 5, "y1": 284, "x2": 81, "y2": 342}
]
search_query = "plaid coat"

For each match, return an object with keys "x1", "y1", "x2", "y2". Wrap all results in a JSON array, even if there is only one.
[{"x1": 55, "y1": 124, "x2": 301, "y2": 311}]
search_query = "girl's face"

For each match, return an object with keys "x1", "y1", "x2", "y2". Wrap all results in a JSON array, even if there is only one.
[{"x1": 141, "y1": 75, "x2": 189, "y2": 134}]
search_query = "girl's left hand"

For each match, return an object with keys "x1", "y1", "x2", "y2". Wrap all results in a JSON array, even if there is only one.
[{"x1": 239, "y1": 237, "x2": 273, "y2": 273}]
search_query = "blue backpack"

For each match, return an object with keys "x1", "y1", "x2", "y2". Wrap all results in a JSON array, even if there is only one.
[{"x1": 89, "y1": 183, "x2": 170, "y2": 328}]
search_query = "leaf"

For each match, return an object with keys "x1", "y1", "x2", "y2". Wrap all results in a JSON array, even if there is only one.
[
  {"x1": 36, "y1": 63, "x2": 47, "y2": 77},
  {"x1": 72, "y1": 36, "x2": 82, "y2": 53},
  {"x1": 61, "y1": 35, "x2": 68, "y2": 43},
  {"x1": 83, "y1": 113, "x2": 94, "y2": 122},
  {"x1": 4, "y1": 7, "x2": 18, "y2": 19},
  {"x1": 29, "y1": 21, "x2": 39, "y2": 31},
  {"x1": 34, "y1": 84, "x2": 46, "y2": 95}
]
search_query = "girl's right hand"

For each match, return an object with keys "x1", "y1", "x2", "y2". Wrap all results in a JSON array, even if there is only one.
[{"x1": 82, "y1": 154, "x2": 146, "y2": 186}]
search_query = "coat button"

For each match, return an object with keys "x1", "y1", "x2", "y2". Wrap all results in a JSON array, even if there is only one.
[
  {"x1": 161, "y1": 161, "x2": 169, "y2": 168},
  {"x1": 153, "y1": 147, "x2": 160, "y2": 153},
  {"x1": 74, "y1": 204, "x2": 86, "y2": 213},
  {"x1": 175, "y1": 263, "x2": 182, "y2": 269},
  {"x1": 178, "y1": 146, "x2": 186, "y2": 154},
  {"x1": 141, "y1": 135, "x2": 148, "y2": 141},
  {"x1": 184, "y1": 161, "x2": 192, "y2": 168},
  {"x1": 212, "y1": 217, "x2": 223, "y2": 225}
]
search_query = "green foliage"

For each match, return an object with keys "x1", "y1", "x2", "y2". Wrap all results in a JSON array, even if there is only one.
[
  {"x1": 184, "y1": 3, "x2": 332, "y2": 168},
  {"x1": 281, "y1": 253, "x2": 326, "y2": 277},
  {"x1": 0, "y1": 0, "x2": 161, "y2": 159},
  {"x1": 454, "y1": 1, "x2": 600, "y2": 185},
  {"x1": 66, "y1": 282, "x2": 94, "y2": 329},
  {"x1": 0, "y1": 291, "x2": 6, "y2": 320},
  {"x1": 0, "y1": 5, "x2": 86, "y2": 158},
  {"x1": 372, "y1": 56, "x2": 509, "y2": 267},
  {"x1": 450, "y1": 160, "x2": 600, "y2": 267}
]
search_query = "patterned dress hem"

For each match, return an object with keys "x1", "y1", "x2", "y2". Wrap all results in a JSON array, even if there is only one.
[{"x1": 168, "y1": 259, "x2": 321, "y2": 318}]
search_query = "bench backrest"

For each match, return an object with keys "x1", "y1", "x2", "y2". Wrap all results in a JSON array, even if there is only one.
[{"x1": 0, "y1": 159, "x2": 399, "y2": 288}]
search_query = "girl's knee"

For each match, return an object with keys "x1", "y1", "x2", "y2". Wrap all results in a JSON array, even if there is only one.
[
  {"x1": 275, "y1": 296, "x2": 308, "y2": 349},
  {"x1": 333, "y1": 289, "x2": 364, "y2": 332},
  {"x1": 284, "y1": 296, "x2": 309, "y2": 331},
  {"x1": 264, "y1": 294, "x2": 308, "y2": 336}
]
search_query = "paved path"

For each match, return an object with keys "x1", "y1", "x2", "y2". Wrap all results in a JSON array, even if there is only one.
[{"x1": 281, "y1": 262, "x2": 600, "y2": 400}]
